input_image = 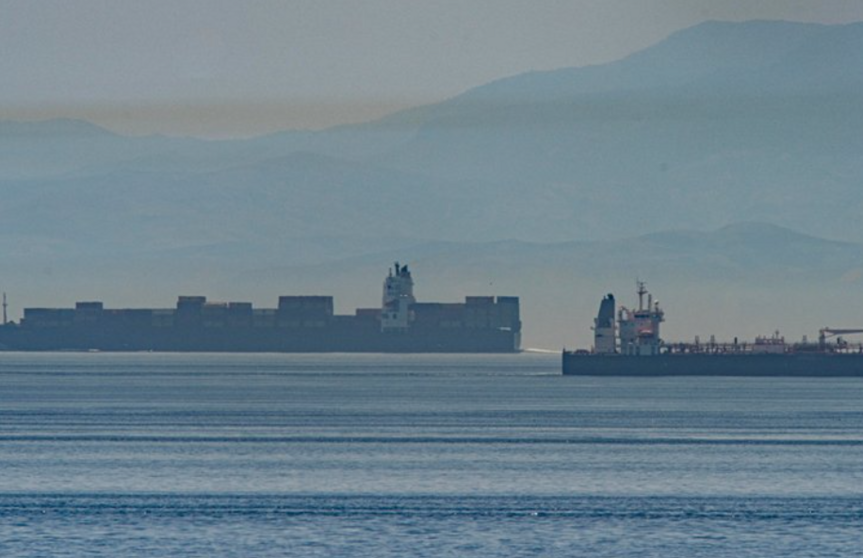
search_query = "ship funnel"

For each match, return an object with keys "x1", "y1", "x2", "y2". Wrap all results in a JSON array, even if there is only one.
[{"x1": 593, "y1": 294, "x2": 616, "y2": 354}]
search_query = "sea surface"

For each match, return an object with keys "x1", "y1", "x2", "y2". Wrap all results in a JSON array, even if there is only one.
[{"x1": 1, "y1": 352, "x2": 862, "y2": 556}]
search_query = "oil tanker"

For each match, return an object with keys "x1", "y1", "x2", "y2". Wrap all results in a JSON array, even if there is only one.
[
  {"x1": 0, "y1": 263, "x2": 521, "y2": 353},
  {"x1": 562, "y1": 283, "x2": 863, "y2": 376}
]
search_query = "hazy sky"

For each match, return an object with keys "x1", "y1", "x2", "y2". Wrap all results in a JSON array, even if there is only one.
[{"x1": 3, "y1": 0, "x2": 863, "y2": 137}]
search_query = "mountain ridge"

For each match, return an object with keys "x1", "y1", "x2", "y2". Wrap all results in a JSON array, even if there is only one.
[{"x1": 3, "y1": 19, "x2": 863, "y2": 338}]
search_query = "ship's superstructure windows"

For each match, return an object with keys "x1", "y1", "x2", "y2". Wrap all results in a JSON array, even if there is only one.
[
  {"x1": 617, "y1": 282, "x2": 664, "y2": 356},
  {"x1": 381, "y1": 262, "x2": 415, "y2": 333},
  {"x1": 382, "y1": 262, "x2": 415, "y2": 305}
]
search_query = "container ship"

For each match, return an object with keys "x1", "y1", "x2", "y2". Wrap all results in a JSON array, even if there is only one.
[
  {"x1": 0, "y1": 263, "x2": 521, "y2": 353},
  {"x1": 562, "y1": 282, "x2": 863, "y2": 376}
]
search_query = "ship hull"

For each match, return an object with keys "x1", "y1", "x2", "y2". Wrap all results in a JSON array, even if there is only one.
[
  {"x1": 562, "y1": 352, "x2": 863, "y2": 377},
  {"x1": 0, "y1": 323, "x2": 520, "y2": 353},
  {"x1": 0, "y1": 271, "x2": 522, "y2": 353}
]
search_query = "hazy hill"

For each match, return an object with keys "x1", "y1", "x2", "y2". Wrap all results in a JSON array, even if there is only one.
[
  {"x1": 3, "y1": 20, "x2": 863, "y2": 245},
  {"x1": 376, "y1": 20, "x2": 863, "y2": 240}
]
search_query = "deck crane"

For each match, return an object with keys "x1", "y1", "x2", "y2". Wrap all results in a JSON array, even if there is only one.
[{"x1": 819, "y1": 328, "x2": 863, "y2": 350}]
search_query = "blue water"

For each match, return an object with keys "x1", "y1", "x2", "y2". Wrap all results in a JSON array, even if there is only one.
[{"x1": 1, "y1": 353, "x2": 862, "y2": 556}]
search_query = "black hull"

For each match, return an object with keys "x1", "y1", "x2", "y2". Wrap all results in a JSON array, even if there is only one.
[
  {"x1": 0, "y1": 323, "x2": 520, "y2": 353},
  {"x1": 562, "y1": 352, "x2": 863, "y2": 377}
]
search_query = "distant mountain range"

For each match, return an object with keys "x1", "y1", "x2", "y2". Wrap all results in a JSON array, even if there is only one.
[
  {"x1": 1, "y1": 20, "x2": 862, "y2": 347},
  {"x1": 3, "y1": 20, "x2": 863, "y2": 245}
]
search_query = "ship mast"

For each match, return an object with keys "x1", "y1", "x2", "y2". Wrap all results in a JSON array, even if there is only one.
[
  {"x1": 2, "y1": 292, "x2": 6, "y2": 325},
  {"x1": 618, "y1": 281, "x2": 664, "y2": 356},
  {"x1": 636, "y1": 280, "x2": 646, "y2": 311}
]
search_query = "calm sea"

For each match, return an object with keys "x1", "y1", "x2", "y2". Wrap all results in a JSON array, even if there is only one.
[{"x1": 1, "y1": 352, "x2": 862, "y2": 557}]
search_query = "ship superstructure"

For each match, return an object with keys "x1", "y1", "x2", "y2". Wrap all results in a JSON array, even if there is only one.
[
  {"x1": 564, "y1": 283, "x2": 863, "y2": 376},
  {"x1": 0, "y1": 263, "x2": 521, "y2": 353},
  {"x1": 591, "y1": 283, "x2": 665, "y2": 356},
  {"x1": 618, "y1": 281, "x2": 664, "y2": 356},
  {"x1": 381, "y1": 262, "x2": 415, "y2": 332}
]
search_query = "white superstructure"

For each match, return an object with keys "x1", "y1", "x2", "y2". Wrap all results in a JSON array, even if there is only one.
[
  {"x1": 381, "y1": 262, "x2": 415, "y2": 332},
  {"x1": 617, "y1": 282, "x2": 665, "y2": 356}
]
